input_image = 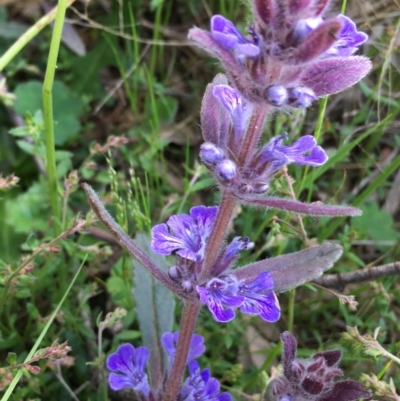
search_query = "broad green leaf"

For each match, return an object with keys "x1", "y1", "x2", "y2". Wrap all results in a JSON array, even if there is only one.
[
  {"x1": 351, "y1": 201, "x2": 399, "y2": 243},
  {"x1": 14, "y1": 80, "x2": 84, "y2": 145},
  {"x1": 132, "y1": 232, "x2": 175, "y2": 386}
]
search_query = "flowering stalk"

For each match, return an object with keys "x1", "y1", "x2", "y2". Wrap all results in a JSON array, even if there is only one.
[{"x1": 83, "y1": 1, "x2": 375, "y2": 401}]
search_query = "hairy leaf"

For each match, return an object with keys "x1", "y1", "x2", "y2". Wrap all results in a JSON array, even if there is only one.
[
  {"x1": 132, "y1": 233, "x2": 176, "y2": 387},
  {"x1": 234, "y1": 242, "x2": 343, "y2": 292}
]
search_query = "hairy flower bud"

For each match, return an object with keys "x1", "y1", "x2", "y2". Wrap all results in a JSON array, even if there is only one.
[
  {"x1": 216, "y1": 159, "x2": 237, "y2": 182},
  {"x1": 200, "y1": 142, "x2": 225, "y2": 165},
  {"x1": 265, "y1": 85, "x2": 288, "y2": 106},
  {"x1": 288, "y1": 87, "x2": 317, "y2": 108}
]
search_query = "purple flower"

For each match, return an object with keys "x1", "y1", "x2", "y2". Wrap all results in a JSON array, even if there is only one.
[
  {"x1": 324, "y1": 15, "x2": 368, "y2": 57},
  {"x1": 161, "y1": 331, "x2": 206, "y2": 368},
  {"x1": 180, "y1": 360, "x2": 232, "y2": 401},
  {"x1": 197, "y1": 277, "x2": 245, "y2": 323},
  {"x1": 106, "y1": 344, "x2": 150, "y2": 395},
  {"x1": 151, "y1": 206, "x2": 218, "y2": 261},
  {"x1": 259, "y1": 134, "x2": 328, "y2": 172},
  {"x1": 212, "y1": 85, "x2": 253, "y2": 143},
  {"x1": 189, "y1": 3, "x2": 372, "y2": 105},
  {"x1": 224, "y1": 236, "x2": 254, "y2": 261},
  {"x1": 211, "y1": 15, "x2": 260, "y2": 57},
  {"x1": 197, "y1": 272, "x2": 280, "y2": 323},
  {"x1": 238, "y1": 272, "x2": 281, "y2": 322}
]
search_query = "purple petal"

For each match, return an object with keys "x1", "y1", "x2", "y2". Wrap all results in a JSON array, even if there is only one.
[
  {"x1": 106, "y1": 344, "x2": 150, "y2": 395},
  {"x1": 161, "y1": 332, "x2": 206, "y2": 368},
  {"x1": 326, "y1": 15, "x2": 368, "y2": 57},
  {"x1": 212, "y1": 85, "x2": 253, "y2": 142},
  {"x1": 224, "y1": 236, "x2": 254, "y2": 260},
  {"x1": 300, "y1": 56, "x2": 372, "y2": 96},
  {"x1": 237, "y1": 272, "x2": 281, "y2": 322},
  {"x1": 196, "y1": 278, "x2": 244, "y2": 323},
  {"x1": 151, "y1": 223, "x2": 195, "y2": 259},
  {"x1": 211, "y1": 15, "x2": 260, "y2": 57},
  {"x1": 190, "y1": 205, "x2": 218, "y2": 239}
]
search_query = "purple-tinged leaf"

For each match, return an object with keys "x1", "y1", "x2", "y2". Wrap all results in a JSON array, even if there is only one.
[
  {"x1": 281, "y1": 332, "x2": 297, "y2": 379},
  {"x1": 188, "y1": 28, "x2": 242, "y2": 75},
  {"x1": 300, "y1": 56, "x2": 372, "y2": 96},
  {"x1": 239, "y1": 195, "x2": 362, "y2": 216},
  {"x1": 200, "y1": 74, "x2": 231, "y2": 146},
  {"x1": 289, "y1": 0, "x2": 313, "y2": 14},
  {"x1": 312, "y1": 350, "x2": 342, "y2": 367},
  {"x1": 301, "y1": 375, "x2": 324, "y2": 394},
  {"x1": 285, "y1": 19, "x2": 342, "y2": 65},
  {"x1": 313, "y1": 0, "x2": 331, "y2": 16},
  {"x1": 235, "y1": 242, "x2": 343, "y2": 292},
  {"x1": 318, "y1": 380, "x2": 372, "y2": 401},
  {"x1": 253, "y1": 0, "x2": 275, "y2": 26}
]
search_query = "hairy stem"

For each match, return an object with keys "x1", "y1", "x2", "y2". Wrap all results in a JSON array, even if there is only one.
[
  {"x1": 163, "y1": 302, "x2": 201, "y2": 401},
  {"x1": 238, "y1": 104, "x2": 269, "y2": 166},
  {"x1": 82, "y1": 183, "x2": 189, "y2": 299},
  {"x1": 201, "y1": 192, "x2": 236, "y2": 280},
  {"x1": 201, "y1": 106, "x2": 270, "y2": 280}
]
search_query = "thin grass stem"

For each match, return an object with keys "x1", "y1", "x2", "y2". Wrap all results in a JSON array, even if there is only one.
[
  {"x1": 0, "y1": 0, "x2": 77, "y2": 71},
  {"x1": 43, "y1": 0, "x2": 70, "y2": 233}
]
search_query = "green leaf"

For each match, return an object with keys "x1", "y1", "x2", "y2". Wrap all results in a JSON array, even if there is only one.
[
  {"x1": 132, "y1": 233, "x2": 175, "y2": 386},
  {"x1": 6, "y1": 352, "x2": 17, "y2": 365},
  {"x1": 115, "y1": 330, "x2": 141, "y2": 341},
  {"x1": 351, "y1": 201, "x2": 399, "y2": 243},
  {"x1": 13, "y1": 80, "x2": 84, "y2": 145},
  {"x1": 5, "y1": 181, "x2": 50, "y2": 233}
]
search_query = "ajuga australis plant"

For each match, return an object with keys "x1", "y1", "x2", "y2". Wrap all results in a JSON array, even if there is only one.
[{"x1": 83, "y1": 0, "x2": 372, "y2": 400}]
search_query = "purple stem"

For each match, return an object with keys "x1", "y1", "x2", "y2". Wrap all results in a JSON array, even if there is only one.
[
  {"x1": 82, "y1": 183, "x2": 191, "y2": 299},
  {"x1": 200, "y1": 105, "x2": 270, "y2": 280},
  {"x1": 163, "y1": 301, "x2": 201, "y2": 401}
]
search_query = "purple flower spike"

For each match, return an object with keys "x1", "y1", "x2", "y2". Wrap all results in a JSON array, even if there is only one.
[
  {"x1": 326, "y1": 15, "x2": 368, "y2": 57},
  {"x1": 161, "y1": 331, "x2": 206, "y2": 368},
  {"x1": 151, "y1": 206, "x2": 218, "y2": 261},
  {"x1": 260, "y1": 134, "x2": 328, "y2": 171},
  {"x1": 238, "y1": 272, "x2": 281, "y2": 322},
  {"x1": 211, "y1": 15, "x2": 260, "y2": 57},
  {"x1": 106, "y1": 344, "x2": 150, "y2": 395},
  {"x1": 197, "y1": 277, "x2": 244, "y2": 323}
]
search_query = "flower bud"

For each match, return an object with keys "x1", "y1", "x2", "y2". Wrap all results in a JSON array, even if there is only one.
[
  {"x1": 288, "y1": 87, "x2": 317, "y2": 108},
  {"x1": 264, "y1": 85, "x2": 288, "y2": 106},
  {"x1": 200, "y1": 142, "x2": 225, "y2": 165},
  {"x1": 216, "y1": 159, "x2": 237, "y2": 182}
]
